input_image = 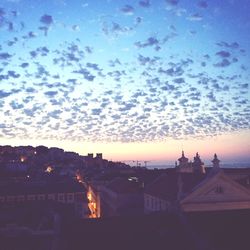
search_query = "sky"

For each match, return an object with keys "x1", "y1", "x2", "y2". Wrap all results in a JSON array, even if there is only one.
[{"x1": 0, "y1": 0, "x2": 249, "y2": 165}]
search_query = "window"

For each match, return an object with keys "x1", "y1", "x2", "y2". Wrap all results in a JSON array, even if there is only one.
[
  {"x1": 38, "y1": 194, "x2": 45, "y2": 200},
  {"x1": 215, "y1": 185, "x2": 223, "y2": 194},
  {"x1": 48, "y1": 194, "x2": 55, "y2": 200},
  {"x1": 17, "y1": 195, "x2": 25, "y2": 202},
  {"x1": 58, "y1": 193, "x2": 65, "y2": 202},
  {"x1": 27, "y1": 195, "x2": 35, "y2": 201},
  {"x1": 7, "y1": 196, "x2": 15, "y2": 202},
  {"x1": 67, "y1": 193, "x2": 74, "y2": 202}
]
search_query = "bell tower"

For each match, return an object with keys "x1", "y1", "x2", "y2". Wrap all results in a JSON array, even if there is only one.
[{"x1": 212, "y1": 153, "x2": 220, "y2": 168}]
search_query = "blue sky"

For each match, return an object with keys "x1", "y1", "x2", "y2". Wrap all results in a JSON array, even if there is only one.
[{"x1": 0, "y1": 0, "x2": 249, "y2": 162}]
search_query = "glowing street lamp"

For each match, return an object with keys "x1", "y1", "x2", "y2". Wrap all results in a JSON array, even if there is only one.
[{"x1": 45, "y1": 166, "x2": 53, "y2": 173}]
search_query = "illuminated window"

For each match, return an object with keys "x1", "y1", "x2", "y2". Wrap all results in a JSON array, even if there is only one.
[
  {"x1": 87, "y1": 192, "x2": 92, "y2": 201},
  {"x1": 45, "y1": 166, "x2": 53, "y2": 173},
  {"x1": 20, "y1": 156, "x2": 26, "y2": 162}
]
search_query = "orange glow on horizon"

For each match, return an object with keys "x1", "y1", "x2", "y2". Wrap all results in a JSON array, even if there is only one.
[{"x1": 1, "y1": 129, "x2": 249, "y2": 164}]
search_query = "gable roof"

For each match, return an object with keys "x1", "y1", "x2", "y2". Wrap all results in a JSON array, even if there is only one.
[
  {"x1": 180, "y1": 170, "x2": 250, "y2": 207},
  {"x1": 144, "y1": 172, "x2": 206, "y2": 201}
]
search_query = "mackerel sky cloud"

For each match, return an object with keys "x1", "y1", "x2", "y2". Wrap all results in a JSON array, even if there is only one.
[{"x1": 0, "y1": 0, "x2": 249, "y2": 162}]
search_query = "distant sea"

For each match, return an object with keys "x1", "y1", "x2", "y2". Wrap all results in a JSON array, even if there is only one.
[{"x1": 146, "y1": 162, "x2": 250, "y2": 170}]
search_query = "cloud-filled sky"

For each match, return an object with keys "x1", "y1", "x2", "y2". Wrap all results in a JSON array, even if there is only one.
[{"x1": 0, "y1": 0, "x2": 249, "y2": 164}]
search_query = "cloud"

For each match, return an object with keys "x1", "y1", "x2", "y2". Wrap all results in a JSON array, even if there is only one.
[
  {"x1": 216, "y1": 50, "x2": 231, "y2": 58},
  {"x1": 173, "y1": 77, "x2": 185, "y2": 84},
  {"x1": 165, "y1": 0, "x2": 179, "y2": 6},
  {"x1": 108, "y1": 58, "x2": 121, "y2": 67},
  {"x1": 187, "y1": 13, "x2": 203, "y2": 21},
  {"x1": 120, "y1": 5, "x2": 134, "y2": 15},
  {"x1": 8, "y1": 70, "x2": 20, "y2": 78},
  {"x1": 214, "y1": 59, "x2": 231, "y2": 67},
  {"x1": 9, "y1": 100, "x2": 24, "y2": 109},
  {"x1": 6, "y1": 37, "x2": 18, "y2": 46},
  {"x1": 158, "y1": 66, "x2": 184, "y2": 77},
  {"x1": 197, "y1": 1, "x2": 208, "y2": 8},
  {"x1": 39, "y1": 14, "x2": 53, "y2": 36},
  {"x1": 0, "y1": 0, "x2": 248, "y2": 142},
  {"x1": 216, "y1": 41, "x2": 239, "y2": 49},
  {"x1": 0, "y1": 8, "x2": 6, "y2": 17},
  {"x1": 25, "y1": 87, "x2": 36, "y2": 93},
  {"x1": 44, "y1": 91, "x2": 58, "y2": 98},
  {"x1": 118, "y1": 102, "x2": 136, "y2": 112},
  {"x1": 0, "y1": 52, "x2": 12, "y2": 60},
  {"x1": 102, "y1": 19, "x2": 132, "y2": 38},
  {"x1": 86, "y1": 62, "x2": 100, "y2": 71},
  {"x1": 92, "y1": 108, "x2": 102, "y2": 115},
  {"x1": 20, "y1": 62, "x2": 29, "y2": 68},
  {"x1": 85, "y1": 46, "x2": 93, "y2": 54},
  {"x1": 23, "y1": 104, "x2": 44, "y2": 117},
  {"x1": 0, "y1": 90, "x2": 11, "y2": 98},
  {"x1": 138, "y1": 0, "x2": 151, "y2": 8},
  {"x1": 48, "y1": 110, "x2": 62, "y2": 119},
  {"x1": 72, "y1": 68, "x2": 95, "y2": 81},
  {"x1": 239, "y1": 83, "x2": 248, "y2": 89},
  {"x1": 137, "y1": 54, "x2": 159, "y2": 65},
  {"x1": 135, "y1": 36, "x2": 160, "y2": 50},
  {"x1": 40, "y1": 14, "x2": 53, "y2": 26}
]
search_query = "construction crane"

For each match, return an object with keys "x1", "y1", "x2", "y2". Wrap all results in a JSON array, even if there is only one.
[
  {"x1": 120, "y1": 160, "x2": 151, "y2": 168},
  {"x1": 133, "y1": 160, "x2": 141, "y2": 167}
]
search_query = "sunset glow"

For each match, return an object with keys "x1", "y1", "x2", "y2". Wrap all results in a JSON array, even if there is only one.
[{"x1": 0, "y1": 0, "x2": 249, "y2": 165}]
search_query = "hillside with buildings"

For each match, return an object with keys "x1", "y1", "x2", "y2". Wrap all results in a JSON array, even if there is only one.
[{"x1": 0, "y1": 146, "x2": 250, "y2": 250}]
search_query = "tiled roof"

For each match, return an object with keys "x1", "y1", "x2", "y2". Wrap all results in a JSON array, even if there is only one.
[
  {"x1": 145, "y1": 167, "x2": 250, "y2": 202},
  {"x1": 144, "y1": 173, "x2": 178, "y2": 201},
  {"x1": 0, "y1": 180, "x2": 86, "y2": 196},
  {"x1": 144, "y1": 172, "x2": 206, "y2": 201},
  {"x1": 106, "y1": 177, "x2": 142, "y2": 194}
]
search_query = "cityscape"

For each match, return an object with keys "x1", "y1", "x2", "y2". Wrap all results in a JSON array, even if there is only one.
[
  {"x1": 0, "y1": 145, "x2": 250, "y2": 249},
  {"x1": 0, "y1": 0, "x2": 250, "y2": 250}
]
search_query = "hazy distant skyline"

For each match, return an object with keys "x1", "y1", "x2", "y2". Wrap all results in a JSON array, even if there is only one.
[{"x1": 0, "y1": 0, "x2": 249, "y2": 163}]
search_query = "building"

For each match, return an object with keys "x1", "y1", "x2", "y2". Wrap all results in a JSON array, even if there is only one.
[
  {"x1": 100, "y1": 177, "x2": 144, "y2": 217},
  {"x1": 180, "y1": 169, "x2": 250, "y2": 212},
  {"x1": 87, "y1": 182, "x2": 101, "y2": 218},
  {"x1": 0, "y1": 178, "x2": 89, "y2": 218},
  {"x1": 144, "y1": 153, "x2": 250, "y2": 213}
]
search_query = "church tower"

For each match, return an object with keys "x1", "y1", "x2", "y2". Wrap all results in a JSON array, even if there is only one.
[
  {"x1": 178, "y1": 150, "x2": 189, "y2": 168},
  {"x1": 193, "y1": 152, "x2": 206, "y2": 174},
  {"x1": 176, "y1": 151, "x2": 193, "y2": 173},
  {"x1": 212, "y1": 153, "x2": 220, "y2": 168}
]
